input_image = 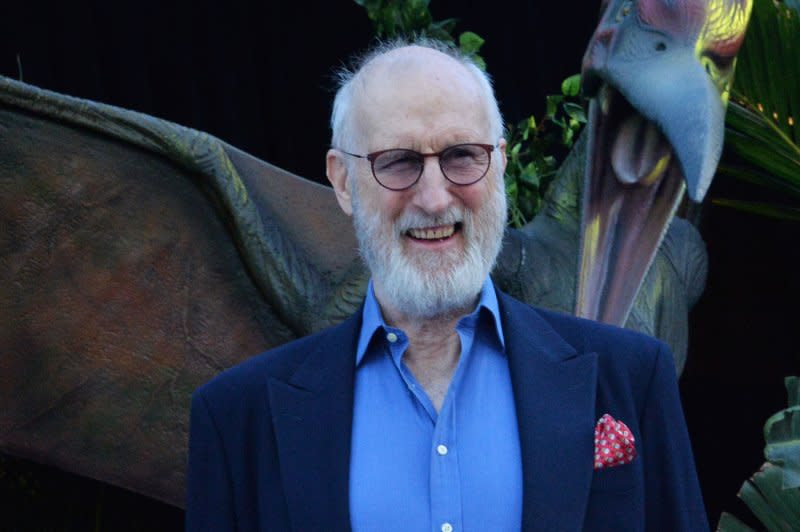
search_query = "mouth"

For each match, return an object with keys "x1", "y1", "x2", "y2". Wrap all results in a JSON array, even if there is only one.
[
  {"x1": 605, "y1": 87, "x2": 674, "y2": 187},
  {"x1": 405, "y1": 223, "x2": 463, "y2": 241},
  {"x1": 576, "y1": 83, "x2": 686, "y2": 325}
]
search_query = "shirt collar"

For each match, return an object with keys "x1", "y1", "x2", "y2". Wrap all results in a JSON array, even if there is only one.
[{"x1": 356, "y1": 276, "x2": 505, "y2": 366}]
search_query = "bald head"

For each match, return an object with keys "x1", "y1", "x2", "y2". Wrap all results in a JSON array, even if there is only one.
[{"x1": 330, "y1": 40, "x2": 504, "y2": 154}]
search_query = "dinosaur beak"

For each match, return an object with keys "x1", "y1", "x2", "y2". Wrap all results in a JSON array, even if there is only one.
[{"x1": 575, "y1": 0, "x2": 751, "y2": 325}]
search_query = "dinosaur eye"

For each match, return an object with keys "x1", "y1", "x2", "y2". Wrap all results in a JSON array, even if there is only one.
[
  {"x1": 655, "y1": 42, "x2": 667, "y2": 52},
  {"x1": 703, "y1": 50, "x2": 735, "y2": 71}
]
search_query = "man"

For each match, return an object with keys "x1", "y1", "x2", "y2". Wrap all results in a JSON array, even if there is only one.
[{"x1": 186, "y1": 39, "x2": 708, "y2": 531}]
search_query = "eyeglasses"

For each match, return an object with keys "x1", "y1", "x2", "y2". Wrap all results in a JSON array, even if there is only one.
[{"x1": 338, "y1": 143, "x2": 496, "y2": 191}]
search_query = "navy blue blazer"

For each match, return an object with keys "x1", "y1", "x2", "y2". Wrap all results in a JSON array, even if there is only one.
[{"x1": 186, "y1": 290, "x2": 708, "y2": 531}]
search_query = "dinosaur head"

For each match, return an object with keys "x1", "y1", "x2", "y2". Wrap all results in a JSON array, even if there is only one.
[{"x1": 575, "y1": 0, "x2": 751, "y2": 325}]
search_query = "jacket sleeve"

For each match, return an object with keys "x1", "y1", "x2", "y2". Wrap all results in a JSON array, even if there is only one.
[
  {"x1": 185, "y1": 390, "x2": 237, "y2": 532},
  {"x1": 641, "y1": 342, "x2": 709, "y2": 531}
]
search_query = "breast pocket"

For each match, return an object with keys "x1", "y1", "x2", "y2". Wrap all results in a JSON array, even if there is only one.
[
  {"x1": 590, "y1": 461, "x2": 638, "y2": 493},
  {"x1": 585, "y1": 463, "x2": 644, "y2": 531}
]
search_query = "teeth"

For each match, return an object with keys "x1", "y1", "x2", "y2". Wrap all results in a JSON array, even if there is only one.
[{"x1": 408, "y1": 225, "x2": 456, "y2": 240}]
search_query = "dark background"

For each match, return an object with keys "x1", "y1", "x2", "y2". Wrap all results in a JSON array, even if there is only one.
[{"x1": 1, "y1": 0, "x2": 797, "y2": 529}]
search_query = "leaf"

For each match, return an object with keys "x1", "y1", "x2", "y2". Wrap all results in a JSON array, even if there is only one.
[
  {"x1": 737, "y1": 464, "x2": 797, "y2": 531},
  {"x1": 470, "y1": 55, "x2": 487, "y2": 71},
  {"x1": 733, "y1": 0, "x2": 800, "y2": 144},
  {"x1": 711, "y1": 199, "x2": 800, "y2": 221},
  {"x1": 716, "y1": 163, "x2": 800, "y2": 199},
  {"x1": 788, "y1": 376, "x2": 800, "y2": 408},
  {"x1": 458, "y1": 31, "x2": 485, "y2": 54},
  {"x1": 764, "y1": 398, "x2": 800, "y2": 488},
  {"x1": 724, "y1": 104, "x2": 800, "y2": 193},
  {"x1": 546, "y1": 95, "x2": 563, "y2": 119},
  {"x1": 563, "y1": 102, "x2": 588, "y2": 123},
  {"x1": 562, "y1": 126, "x2": 574, "y2": 146},
  {"x1": 717, "y1": 512, "x2": 757, "y2": 532},
  {"x1": 716, "y1": 0, "x2": 800, "y2": 220},
  {"x1": 720, "y1": 377, "x2": 800, "y2": 529},
  {"x1": 519, "y1": 164, "x2": 540, "y2": 187},
  {"x1": 561, "y1": 74, "x2": 582, "y2": 97},
  {"x1": 762, "y1": 377, "x2": 800, "y2": 491}
]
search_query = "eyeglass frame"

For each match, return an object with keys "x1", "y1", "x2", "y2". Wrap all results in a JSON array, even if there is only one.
[{"x1": 337, "y1": 142, "x2": 498, "y2": 191}]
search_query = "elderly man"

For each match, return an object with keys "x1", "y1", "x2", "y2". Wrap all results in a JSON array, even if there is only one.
[{"x1": 186, "y1": 40, "x2": 707, "y2": 531}]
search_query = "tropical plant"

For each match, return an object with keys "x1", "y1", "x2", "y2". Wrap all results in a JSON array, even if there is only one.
[
  {"x1": 352, "y1": 0, "x2": 486, "y2": 68},
  {"x1": 504, "y1": 75, "x2": 587, "y2": 227},
  {"x1": 717, "y1": 0, "x2": 800, "y2": 221},
  {"x1": 717, "y1": 376, "x2": 800, "y2": 531}
]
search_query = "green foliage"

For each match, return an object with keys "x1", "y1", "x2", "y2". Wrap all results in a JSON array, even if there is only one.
[
  {"x1": 764, "y1": 377, "x2": 800, "y2": 489},
  {"x1": 353, "y1": 0, "x2": 588, "y2": 227},
  {"x1": 718, "y1": 377, "x2": 800, "y2": 531},
  {"x1": 505, "y1": 75, "x2": 588, "y2": 227},
  {"x1": 353, "y1": 0, "x2": 484, "y2": 68},
  {"x1": 354, "y1": 0, "x2": 456, "y2": 41},
  {"x1": 718, "y1": 0, "x2": 800, "y2": 221},
  {"x1": 459, "y1": 31, "x2": 486, "y2": 70}
]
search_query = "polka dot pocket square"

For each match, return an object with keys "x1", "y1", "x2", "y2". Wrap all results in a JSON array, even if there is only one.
[{"x1": 594, "y1": 414, "x2": 636, "y2": 469}]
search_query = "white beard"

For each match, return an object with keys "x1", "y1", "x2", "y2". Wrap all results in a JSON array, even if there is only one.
[{"x1": 351, "y1": 178, "x2": 507, "y2": 319}]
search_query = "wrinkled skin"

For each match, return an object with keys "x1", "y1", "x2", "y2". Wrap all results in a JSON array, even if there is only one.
[{"x1": 0, "y1": 0, "x2": 751, "y2": 508}]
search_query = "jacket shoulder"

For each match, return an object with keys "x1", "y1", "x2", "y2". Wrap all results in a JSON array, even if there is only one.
[
  {"x1": 193, "y1": 312, "x2": 360, "y2": 405},
  {"x1": 497, "y1": 290, "x2": 673, "y2": 380}
]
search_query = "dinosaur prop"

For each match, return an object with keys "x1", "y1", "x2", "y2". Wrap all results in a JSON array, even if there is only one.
[
  {"x1": 576, "y1": 0, "x2": 753, "y2": 324},
  {"x1": 0, "y1": 0, "x2": 751, "y2": 508}
]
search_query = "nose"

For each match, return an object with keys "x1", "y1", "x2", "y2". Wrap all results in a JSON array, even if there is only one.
[{"x1": 410, "y1": 156, "x2": 454, "y2": 215}]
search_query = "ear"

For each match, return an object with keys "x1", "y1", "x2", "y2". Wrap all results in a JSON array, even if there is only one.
[
  {"x1": 496, "y1": 138, "x2": 508, "y2": 176},
  {"x1": 326, "y1": 149, "x2": 353, "y2": 216}
]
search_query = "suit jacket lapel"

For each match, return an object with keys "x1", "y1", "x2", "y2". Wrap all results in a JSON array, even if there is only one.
[
  {"x1": 498, "y1": 292, "x2": 598, "y2": 531},
  {"x1": 267, "y1": 313, "x2": 360, "y2": 532}
]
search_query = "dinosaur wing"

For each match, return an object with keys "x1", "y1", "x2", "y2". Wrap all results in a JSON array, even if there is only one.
[{"x1": 0, "y1": 75, "x2": 360, "y2": 507}]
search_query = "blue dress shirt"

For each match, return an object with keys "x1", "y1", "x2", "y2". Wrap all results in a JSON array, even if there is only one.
[{"x1": 349, "y1": 278, "x2": 523, "y2": 532}]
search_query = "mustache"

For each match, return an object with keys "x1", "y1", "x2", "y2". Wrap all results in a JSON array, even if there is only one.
[{"x1": 394, "y1": 206, "x2": 467, "y2": 234}]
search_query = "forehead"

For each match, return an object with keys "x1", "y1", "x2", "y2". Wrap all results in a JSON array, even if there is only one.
[{"x1": 351, "y1": 47, "x2": 491, "y2": 147}]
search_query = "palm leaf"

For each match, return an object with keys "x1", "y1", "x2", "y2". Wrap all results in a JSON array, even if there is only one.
[
  {"x1": 718, "y1": 0, "x2": 800, "y2": 219},
  {"x1": 718, "y1": 512, "x2": 757, "y2": 531},
  {"x1": 717, "y1": 377, "x2": 800, "y2": 531},
  {"x1": 712, "y1": 199, "x2": 800, "y2": 221}
]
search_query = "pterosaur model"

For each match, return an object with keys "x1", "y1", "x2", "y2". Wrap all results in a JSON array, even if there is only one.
[{"x1": 0, "y1": 0, "x2": 751, "y2": 508}]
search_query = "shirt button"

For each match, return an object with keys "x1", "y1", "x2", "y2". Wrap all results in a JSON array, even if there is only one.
[
  {"x1": 386, "y1": 332, "x2": 398, "y2": 343},
  {"x1": 441, "y1": 523, "x2": 453, "y2": 532},
  {"x1": 436, "y1": 444, "x2": 448, "y2": 456}
]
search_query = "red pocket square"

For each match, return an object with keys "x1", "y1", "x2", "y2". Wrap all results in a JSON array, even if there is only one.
[{"x1": 594, "y1": 414, "x2": 636, "y2": 469}]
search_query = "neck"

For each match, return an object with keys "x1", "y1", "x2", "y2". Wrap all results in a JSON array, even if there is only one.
[
  {"x1": 373, "y1": 280, "x2": 476, "y2": 364},
  {"x1": 373, "y1": 280, "x2": 480, "y2": 412}
]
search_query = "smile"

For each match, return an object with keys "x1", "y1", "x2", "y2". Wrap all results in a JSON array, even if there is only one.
[{"x1": 405, "y1": 223, "x2": 462, "y2": 241}]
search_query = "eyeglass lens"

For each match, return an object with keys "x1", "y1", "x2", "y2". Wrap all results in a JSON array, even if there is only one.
[{"x1": 372, "y1": 144, "x2": 490, "y2": 189}]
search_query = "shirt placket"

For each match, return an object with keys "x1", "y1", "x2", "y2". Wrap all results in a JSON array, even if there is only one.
[
  {"x1": 430, "y1": 322, "x2": 476, "y2": 532},
  {"x1": 384, "y1": 324, "x2": 467, "y2": 532},
  {"x1": 429, "y1": 397, "x2": 462, "y2": 532}
]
